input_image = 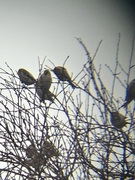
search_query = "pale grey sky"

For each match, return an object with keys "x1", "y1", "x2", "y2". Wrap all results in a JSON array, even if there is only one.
[
  {"x1": 0, "y1": 0, "x2": 134, "y2": 80},
  {"x1": 0, "y1": 1, "x2": 134, "y2": 178}
]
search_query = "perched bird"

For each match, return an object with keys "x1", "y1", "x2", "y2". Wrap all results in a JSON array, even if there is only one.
[
  {"x1": 35, "y1": 84, "x2": 55, "y2": 102},
  {"x1": 37, "y1": 69, "x2": 52, "y2": 91},
  {"x1": 17, "y1": 68, "x2": 36, "y2": 85},
  {"x1": 121, "y1": 79, "x2": 135, "y2": 108},
  {"x1": 35, "y1": 70, "x2": 53, "y2": 102},
  {"x1": 25, "y1": 144, "x2": 38, "y2": 159},
  {"x1": 110, "y1": 111, "x2": 127, "y2": 129},
  {"x1": 52, "y1": 66, "x2": 76, "y2": 89}
]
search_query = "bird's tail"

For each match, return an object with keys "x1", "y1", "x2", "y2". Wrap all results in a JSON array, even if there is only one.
[
  {"x1": 119, "y1": 98, "x2": 134, "y2": 109},
  {"x1": 69, "y1": 81, "x2": 77, "y2": 89},
  {"x1": 119, "y1": 102, "x2": 128, "y2": 109}
]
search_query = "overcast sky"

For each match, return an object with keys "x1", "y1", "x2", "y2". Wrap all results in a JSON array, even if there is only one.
[
  {"x1": 0, "y1": 0, "x2": 135, "y2": 83},
  {"x1": 0, "y1": 1, "x2": 134, "y2": 178}
]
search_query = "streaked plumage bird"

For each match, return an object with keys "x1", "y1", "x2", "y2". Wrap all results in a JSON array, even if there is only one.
[
  {"x1": 52, "y1": 66, "x2": 76, "y2": 88},
  {"x1": 120, "y1": 79, "x2": 135, "y2": 108},
  {"x1": 17, "y1": 68, "x2": 36, "y2": 85},
  {"x1": 25, "y1": 144, "x2": 38, "y2": 158},
  {"x1": 110, "y1": 111, "x2": 127, "y2": 129}
]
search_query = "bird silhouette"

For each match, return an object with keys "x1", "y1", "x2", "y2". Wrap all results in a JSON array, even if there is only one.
[
  {"x1": 52, "y1": 66, "x2": 76, "y2": 88},
  {"x1": 17, "y1": 68, "x2": 36, "y2": 85},
  {"x1": 37, "y1": 69, "x2": 52, "y2": 90},
  {"x1": 35, "y1": 70, "x2": 54, "y2": 102},
  {"x1": 110, "y1": 111, "x2": 127, "y2": 129},
  {"x1": 35, "y1": 85, "x2": 55, "y2": 102},
  {"x1": 121, "y1": 79, "x2": 135, "y2": 108}
]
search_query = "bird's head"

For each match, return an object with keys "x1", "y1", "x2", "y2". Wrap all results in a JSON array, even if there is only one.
[
  {"x1": 17, "y1": 69, "x2": 22, "y2": 75},
  {"x1": 44, "y1": 69, "x2": 50, "y2": 75},
  {"x1": 52, "y1": 66, "x2": 63, "y2": 76}
]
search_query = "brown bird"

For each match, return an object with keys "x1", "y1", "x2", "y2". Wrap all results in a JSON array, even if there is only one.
[
  {"x1": 37, "y1": 69, "x2": 52, "y2": 90},
  {"x1": 35, "y1": 84, "x2": 55, "y2": 102},
  {"x1": 121, "y1": 79, "x2": 135, "y2": 108},
  {"x1": 17, "y1": 68, "x2": 36, "y2": 85},
  {"x1": 52, "y1": 66, "x2": 76, "y2": 88},
  {"x1": 35, "y1": 70, "x2": 53, "y2": 102},
  {"x1": 110, "y1": 111, "x2": 127, "y2": 129}
]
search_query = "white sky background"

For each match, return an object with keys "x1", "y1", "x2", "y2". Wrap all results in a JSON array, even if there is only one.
[
  {"x1": 0, "y1": 0, "x2": 134, "y2": 178},
  {"x1": 0, "y1": 0, "x2": 135, "y2": 97}
]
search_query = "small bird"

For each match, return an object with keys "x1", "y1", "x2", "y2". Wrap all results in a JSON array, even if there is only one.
[
  {"x1": 25, "y1": 144, "x2": 38, "y2": 158},
  {"x1": 121, "y1": 79, "x2": 135, "y2": 108},
  {"x1": 110, "y1": 111, "x2": 127, "y2": 129},
  {"x1": 17, "y1": 68, "x2": 36, "y2": 85},
  {"x1": 35, "y1": 84, "x2": 55, "y2": 102},
  {"x1": 37, "y1": 69, "x2": 52, "y2": 90},
  {"x1": 52, "y1": 66, "x2": 76, "y2": 88}
]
